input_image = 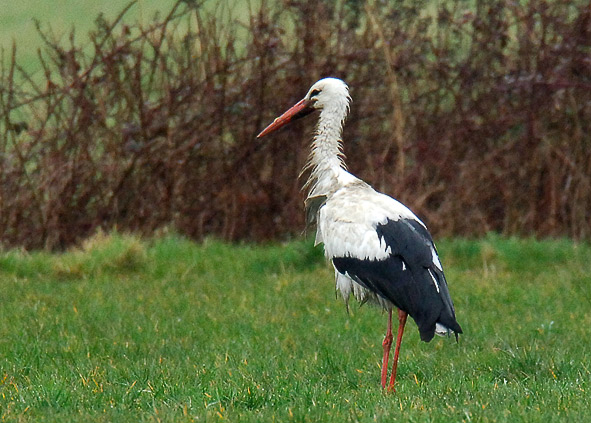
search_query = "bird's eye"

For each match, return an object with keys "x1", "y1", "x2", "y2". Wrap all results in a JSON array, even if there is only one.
[{"x1": 309, "y1": 89, "x2": 321, "y2": 98}]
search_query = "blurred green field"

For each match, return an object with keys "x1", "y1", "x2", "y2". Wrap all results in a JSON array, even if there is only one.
[
  {"x1": 0, "y1": 1, "x2": 168, "y2": 73},
  {"x1": 0, "y1": 232, "x2": 589, "y2": 422},
  {"x1": 0, "y1": 0, "x2": 249, "y2": 77}
]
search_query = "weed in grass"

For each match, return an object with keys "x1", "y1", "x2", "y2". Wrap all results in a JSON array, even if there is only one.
[{"x1": 51, "y1": 231, "x2": 148, "y2": 279}]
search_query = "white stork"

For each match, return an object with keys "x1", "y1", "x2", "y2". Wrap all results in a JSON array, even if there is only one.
[{"x1": 257, "y1": 77, "x2": 462, "y2": 391}]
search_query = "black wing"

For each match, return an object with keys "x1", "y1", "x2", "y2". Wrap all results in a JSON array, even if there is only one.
[{"x1": 332, "y1": 218, "x2": 462, "y2": 342}]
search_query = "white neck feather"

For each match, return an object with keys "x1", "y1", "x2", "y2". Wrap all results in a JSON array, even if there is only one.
[{"x1": 303, "y1": 103, "x2": 353, "y2": 198}]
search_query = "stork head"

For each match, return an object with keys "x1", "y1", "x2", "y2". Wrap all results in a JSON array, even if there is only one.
[{"x1": 257, "y1": 77, "x2": 350, "y2": 138}]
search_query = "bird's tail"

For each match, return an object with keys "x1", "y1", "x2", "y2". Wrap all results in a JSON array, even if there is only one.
[{"x1": 435, "y1": 322, "x2": 462, "y2": 341}]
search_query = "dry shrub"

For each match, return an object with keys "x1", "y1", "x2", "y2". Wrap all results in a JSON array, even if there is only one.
[{"x1": 0, "y1": 0, "x2": 590, "y2": 250}]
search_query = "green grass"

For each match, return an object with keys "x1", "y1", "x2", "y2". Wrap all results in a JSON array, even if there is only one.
[
  {"x1": 1, "y1": 232, "x2": 590, "y2": 422},
  {"x1": 0, "y1": 0, "x2": 248, "y2": 77},
  {"x1": 0, "y1": 1, "x2": 173, "y2": 75}
]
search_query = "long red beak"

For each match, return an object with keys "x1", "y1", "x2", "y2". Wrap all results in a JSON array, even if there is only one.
[{"x1": 257, "y1": 98, "x2": 315, "y2": 138}]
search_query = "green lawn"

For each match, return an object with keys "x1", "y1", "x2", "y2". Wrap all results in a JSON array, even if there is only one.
[
  {"x1": 0, "y1": 1, "x2": 168, "y2": 73},
  {"x1": 0, "y1": 0, "x2": 248, "y2": 76},
  {"x1": 0, "y1": 232, "x2": 589, "y2": 422}
]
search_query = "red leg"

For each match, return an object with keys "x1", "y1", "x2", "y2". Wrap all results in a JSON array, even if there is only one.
[
  {"x1": 387, "y1": 309, "x2": 408, "y2": 392},
  {"x1": 381, "y1": 309, "x2": 393, "y2": 389}
]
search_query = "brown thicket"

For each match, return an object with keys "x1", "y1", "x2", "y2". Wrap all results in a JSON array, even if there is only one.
[{"x1": 1, "y1": 0, "x2": 590, "y2": 250}]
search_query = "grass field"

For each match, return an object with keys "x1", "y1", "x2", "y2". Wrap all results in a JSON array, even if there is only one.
[
  {"x1": 0, "y1": 232, "x2": 590, "y2": 422},
  {"x1": 1, "y1": 1, "x2": 169, "y2": 74},
  {"x1": 0, "y1": 0, "x2": 248, "y2": 76}
]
